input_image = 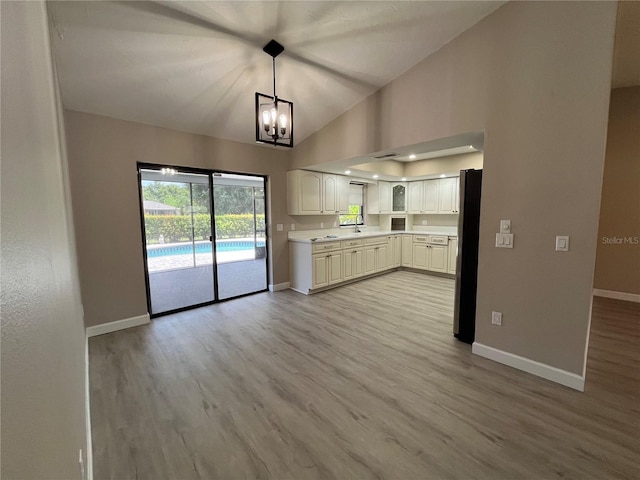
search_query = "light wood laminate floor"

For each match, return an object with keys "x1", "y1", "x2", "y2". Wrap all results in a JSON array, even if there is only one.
[{"x1": 89, "y1": 271, "x2": 640, "y2": 479}]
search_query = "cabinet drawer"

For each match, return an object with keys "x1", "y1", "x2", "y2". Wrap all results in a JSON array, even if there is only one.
[
  {"x1": 342, "y1": 239, "x2": 363, "y2": 248},
  {"x1": 365, "y1": 236, "x2": 387, "y2": 245},
  {"x1": 428, "y1": 235, "x2": 448, "y2": 245},
  {"x1": 413, "y1": 235, "x2": 429, "y2": 243},
  {"x1": 312, "y1": 241, "x2": 341, "y2": 253}
]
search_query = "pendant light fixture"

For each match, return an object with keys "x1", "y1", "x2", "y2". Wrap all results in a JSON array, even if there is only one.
[{"x1": 255, "y1": 39, "x2": 293, "y2": 148}]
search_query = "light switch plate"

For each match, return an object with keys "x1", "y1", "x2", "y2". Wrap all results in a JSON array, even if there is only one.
[
  {"x1": 492, "y1": 311, "x2": 502, "y2": 325},
  {"x1": 556, "y1": 235, "x2": 569, "y2": 251},
  {"x1": 276, "y1": 224, "x2": 283, "y2": 232}
]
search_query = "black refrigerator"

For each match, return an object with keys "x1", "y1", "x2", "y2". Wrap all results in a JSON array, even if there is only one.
[{"x1": 453, "y1": 169, "x2": 482, "y2": 344}]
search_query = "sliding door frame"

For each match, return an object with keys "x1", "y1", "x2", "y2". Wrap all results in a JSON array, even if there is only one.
[{"x1": 136, "y1": 162, "x2": 270, "y2": 318}]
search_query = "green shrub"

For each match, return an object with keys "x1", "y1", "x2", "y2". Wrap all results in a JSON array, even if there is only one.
[{"x1": 144, "y1": 214, "x2": 265, "y2": 243}]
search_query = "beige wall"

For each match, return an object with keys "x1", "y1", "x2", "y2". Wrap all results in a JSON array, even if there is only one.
[
  {"x1": 64, "y1": 111, "x2": 291, "y2": 327},
  {"x1": 594, "y1": 87, "x2": 640, "y2": 295},
  {"x1": 1, "y1": 2, "x2": 88, "y2": 477},
  {"x1": 292, "y1": 1, "x2": 616, "y2": 375}
]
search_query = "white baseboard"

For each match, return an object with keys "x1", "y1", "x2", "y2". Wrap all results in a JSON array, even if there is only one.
[
  {"x1": 86, "y1": 313, "x2": 150, "y2": 337},
  {"x1": 269, "y1": 282, "x2": 290, "y2": 292},
  {"x1": 84, "y1": 336, "x2": 93, "y2": 480},
  {"x1": 592, "y1": 288, "x2": 640, "y2": 303},
  {"x1": 472, "y1": 342, "x2": 585, "y2": 392}
]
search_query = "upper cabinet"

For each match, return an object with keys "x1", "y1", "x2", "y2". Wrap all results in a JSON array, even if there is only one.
[
  {"x1": 438, "y1": 177, "x2": 459, "y2": 214},
  {"x1": 367, "y1": 181, "x2": 392, "y2": 214},
  {"x1": 404, "y1": 178, "x2": 456, "y2": 214},
  {"x1": 287, "y1": 170, "x2": 350, "y2": 215},
  {"x1": 391, "y1": 182, "x2": 407, "y2": 213}
]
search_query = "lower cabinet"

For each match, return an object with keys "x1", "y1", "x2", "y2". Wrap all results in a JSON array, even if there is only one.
[
  {"x1": 343, "y1": 248, "x2": 364, "y2": 281},
  {"x1": 448, "y1": 237, "x2": 458, "y2": 274},
  {"x1": 289, "y1": 234, "x2": 457, "y2": 295},
  {"x1": 312, "y1": 251, "x2": 342, "y2": 289},
  {"x1": 401, "y1": 235, "x2": 413, "y2": 266},
  {"x1": 364, "y1": 244, "x2": 389, "y2": 274},
  {"x1": 429, "y1": 245, "x2": 448, "y2": 273}
]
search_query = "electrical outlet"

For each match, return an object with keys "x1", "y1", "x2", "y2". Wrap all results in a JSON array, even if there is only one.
[
  {"x1": 276, "y1": 224, "x2": 283, "y2": 232},
  {"x1": 320, "y1": 222, "x2": 324, "y2": 229},
  {"x1": 333, "y1": 221, "x2": 337, "y2": 227},
  {"x1": 422, "y1": 220, "x2": 428, "y2": 225},
  {"x1": 491, "y1": 311, "x2": 502, "y2": 326},
  {"x1": 290, "y1": 224, "x2": 295, "y2": 231}
]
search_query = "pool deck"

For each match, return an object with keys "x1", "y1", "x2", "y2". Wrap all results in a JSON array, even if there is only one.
[
  {"x1": 146, "y1": 238, "x2": 265, "y2": 272},
  {"x1": 147, "y1": 250, "x2": 257, "y2": 272}
]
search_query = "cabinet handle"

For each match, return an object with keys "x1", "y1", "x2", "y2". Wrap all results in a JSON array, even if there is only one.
[{"x1": 353, "y1": 250, "x2": 357, "y2": 253}]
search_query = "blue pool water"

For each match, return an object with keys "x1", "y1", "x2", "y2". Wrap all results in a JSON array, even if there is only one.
[{"x1": 147, "y1": 240, "x2": 265, "y2": 258}]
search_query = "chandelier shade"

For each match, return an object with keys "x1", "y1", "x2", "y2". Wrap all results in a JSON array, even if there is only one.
[{"x1": 255, "y1": 40, "x2": 293, "y2": 148}]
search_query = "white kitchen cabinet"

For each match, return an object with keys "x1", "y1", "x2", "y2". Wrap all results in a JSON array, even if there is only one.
[
  {"x1": 393, "y1": 235, "x2": 402, "y2": 267},
  {"x1": 412, "y1": 243, "x2": 429, "y2": 269},
  {"x1": 401, "y1": 235, "x2": 413, "y2": 266},
  {"x1": 337, "y1": 175, "x2": 350, "y2": 214},
  {"x1": 343, "y1": 248, "x2": 364, "y2": 281},
  {"x1": 391, "y1": 183, "x2": 407, "y2": 213},
  {"x1": 312, "y1": 254, "x2": 329, "y2": 288},
  {"x1": 312, "y1": 251, "x2": 342, "y2": 289},
  {"x1": 423, "y1": 179, "x2": 440, "y2": 214},
  {"x1": 429, "y1": 244, "x2": 448, "y2": 273},
  {"x1": 448, "y1": 237, "x2": 458, "y2": 274},
  {"x1": 363, "y1": 236, "x2": 389, "y2": 273},
  {"x1": 407, "y1": 181, "x2": 423, "y2": 214},
  {"x1": 438, "y1": 177, "x2": 458, "y2": 214},
  {"x1": 322, "y1": 174, "x2": 337, "y2": 214},
  {"x1": 367, "y1": 181, "x2": 391, "y2": 214},
  {"x1": 287, "y1": 170, "x2": 350, "y2": 215},
  {"x1": 287, "y1": 170, "x2": 322, "y2": 215}
]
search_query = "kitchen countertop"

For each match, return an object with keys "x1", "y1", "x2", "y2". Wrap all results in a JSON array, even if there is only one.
[{"x1": 288, "y1": 230, "x2": 457, "y2": 244}]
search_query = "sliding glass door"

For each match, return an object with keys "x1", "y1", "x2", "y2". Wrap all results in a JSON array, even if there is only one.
[
  {"x1": 139, "y1": 165, "x2": 268, "y2": 316},
  {"x1": 213, "y1": 174, "x2": 267, "y2": 300},
  {"x1": 140, "y1": 169, "x2": 215, "y2": 315}
]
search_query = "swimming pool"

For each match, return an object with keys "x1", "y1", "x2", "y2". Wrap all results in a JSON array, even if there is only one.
[{"x1": 147, "y1": 239, "x2": 266, "y2": 258}]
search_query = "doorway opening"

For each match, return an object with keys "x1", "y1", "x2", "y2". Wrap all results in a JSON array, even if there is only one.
[{"x1": 138, "y1": 164, "x2": 268, "y2": 317}]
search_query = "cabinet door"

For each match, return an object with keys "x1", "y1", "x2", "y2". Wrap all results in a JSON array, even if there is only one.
[
  {"x1": 423, "y1": 179, "x2": 439, "y2": 214},
  {"x1": 343, "y1": 250, "x2": 354, "y2": 281},
  {"x1": 438, "y1": 177, "x2": 457, "y2": 213},
  {"x1": 300, "y1": 171, "x2": 323, "y2": 214},
  {"x1": 407, "y1": 182, "x2": 423, "y2": 213},
  {"x1": 322, "y1": 174, "x2": 337, "y2": 214},
  {"x1": 328, "y1": 252, "x2": 343, "y2": 285},
  {"x1": 394, "y1": 236, "x2": 402, "y2": 267},
  {"x1": 337, "y1": 175, "x2": 350, "y2": 214},
  {"x1": 412, "y1": 243, "x2": 429, "y2": 269},
  {"x1": 364, "y1": 247, "x2": 377, "y2": 275},
  {"x1": 376, "y1": 244, "x2": 389, "y2": 272},
  {"x1": 402, "y1": 235, "x2": 413, "y2": 266},
  {"x1": 379, "y1": 182, "x2": 391, "y2": 213},
  {"x1": 391, "y1": 183, "x2": 407, "y2": 213},
  {"x1": 312, "y1": 254, "x2": 329, "y2": 288},
  {"x1": 345, "y1": 249, "x2": 364, "y2": 280},
  {"x1": 428, "y1": 245, "x2": 448, "y2": 272},
  {"x1": 353, "y1": 249, "x2": 364, "y2": 278},
  {"x1": 448, "y1": 238, "x2": 458, "y2": 274}
]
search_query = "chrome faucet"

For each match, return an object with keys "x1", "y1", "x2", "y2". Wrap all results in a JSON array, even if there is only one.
[{"x1": 354, "y1": 214, "x2": 363, "y2": 233}]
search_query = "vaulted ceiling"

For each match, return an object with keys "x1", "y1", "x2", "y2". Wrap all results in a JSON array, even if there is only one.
[{"x1": 48, "y1": 1, "x2": 504, "y2": 146}]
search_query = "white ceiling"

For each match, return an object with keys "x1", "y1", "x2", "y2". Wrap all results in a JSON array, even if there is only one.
[{"x1": 48, "y1": 1, "x2": 504, "y2": 146}]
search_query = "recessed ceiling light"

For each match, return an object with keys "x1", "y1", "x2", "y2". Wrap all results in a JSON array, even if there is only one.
[
  {"x1": 345, "y1": 170, "x2": 351, "y2": 175},
  {"x1": 409, "y1": 154, "x2": 416, "y2": 160},
  {"x1": 401, "y1": 177, "x2": 407, "y2": 181},
  {"x1": 373, "y1": 174, "x2": 379, "y2": 179},
  {"x1": 440, "y1": 174, "x2": 446, "y2": 178}
]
